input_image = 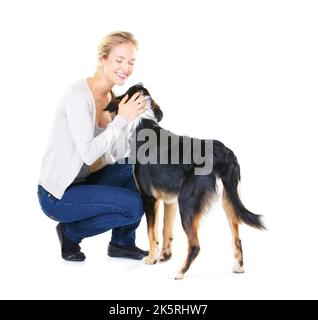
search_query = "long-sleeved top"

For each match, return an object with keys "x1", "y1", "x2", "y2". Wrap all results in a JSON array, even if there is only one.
[{"x1": 38, "y1": 79, "x2": 129, "y2": 199}]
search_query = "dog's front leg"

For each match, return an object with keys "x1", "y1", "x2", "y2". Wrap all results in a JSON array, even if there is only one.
[
  {"x1": 143, "y1": 197, "x2": 160, "y2": 264},
  {"x1": 160, "y1": 202, "x2": 177, "y2": 261}
]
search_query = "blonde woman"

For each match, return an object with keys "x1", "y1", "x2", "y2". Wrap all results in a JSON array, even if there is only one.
[{"x1": 38, "y1": 31, "x2": 148, "y2": 261}]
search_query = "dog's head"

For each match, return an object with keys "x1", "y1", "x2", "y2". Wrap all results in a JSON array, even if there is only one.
[{"x1": 105, "y1": 83, "x2": 163, "y2": 123}]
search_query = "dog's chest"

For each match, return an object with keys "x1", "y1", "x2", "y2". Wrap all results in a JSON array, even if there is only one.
[{"x1": 150, "y1": 186, "x2": 178, "y2": 204}]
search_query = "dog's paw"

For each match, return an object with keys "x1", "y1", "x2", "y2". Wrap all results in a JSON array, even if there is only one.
[
  {"x1": 174, "y1": 272, "x2": 184, "y2": 280},
  {"x1": 144, "y1": 255, "x2": 158, "y2": 265},
  {"x1": 159, "y1": 249, "x2": 172, "y2": 262},
  {"x1": 232, "y1": 259, "x2": 245, "y2": 273}
]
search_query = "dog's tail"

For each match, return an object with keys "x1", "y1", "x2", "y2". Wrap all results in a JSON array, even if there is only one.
[{"x1": 213, "y1": 141, "x2": 265, "y2": 230}]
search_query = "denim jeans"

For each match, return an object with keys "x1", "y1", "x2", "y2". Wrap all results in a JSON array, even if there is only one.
[{"x1": 37, "y1": 161, "x2": 144, "y2": 246}]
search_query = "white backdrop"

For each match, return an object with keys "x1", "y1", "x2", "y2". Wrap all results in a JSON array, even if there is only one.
[{"x1": 0, "y1": 0, "x2": 317, "y2": 299}]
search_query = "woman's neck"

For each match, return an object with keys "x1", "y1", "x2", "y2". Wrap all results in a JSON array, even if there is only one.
[{"x1": 87, "y1": 73, "x2": 113, "y2": 99}]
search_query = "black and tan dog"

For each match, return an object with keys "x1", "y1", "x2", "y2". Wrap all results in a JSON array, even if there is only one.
[{"x1": 106, "y1": 84, "x2": 265, "y2": 279}]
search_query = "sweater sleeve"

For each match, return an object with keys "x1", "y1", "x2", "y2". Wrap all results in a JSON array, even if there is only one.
[{"x1": 65, "y1": 89, "x2": 128, "y2": 165}]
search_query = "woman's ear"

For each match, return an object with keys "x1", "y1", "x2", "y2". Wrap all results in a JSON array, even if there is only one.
[
  {"x1": 98, "y1": 55, "x2": 105, "y2": 64},
  {"x1": 98, "y1": 55, "x2": 107, "y2": 70}
]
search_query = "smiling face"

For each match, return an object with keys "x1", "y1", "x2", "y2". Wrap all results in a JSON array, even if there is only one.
[{"x1": 99, "y1": 42, "x2": 137, "y2": 86}]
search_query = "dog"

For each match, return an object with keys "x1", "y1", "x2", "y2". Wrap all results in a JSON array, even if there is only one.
[{"x1": 105, "y1": 84, "x2": 265, "y2": 279}]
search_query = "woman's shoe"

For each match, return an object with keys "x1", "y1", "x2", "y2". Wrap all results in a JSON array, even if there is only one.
[
  {"x1": 56, "y1": 223, "x2": 86, "y2": 262},
  {"x1": 107, "y1": 242, "x2": 149, "y2": 260}
]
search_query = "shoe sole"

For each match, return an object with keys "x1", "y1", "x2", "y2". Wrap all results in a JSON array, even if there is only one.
[
  {"x1": 62, "y1": 253, "x2": 86, "y2": 262},
  {"x1": 108, "y1": 251, "x2": 144, "y2": 260}
]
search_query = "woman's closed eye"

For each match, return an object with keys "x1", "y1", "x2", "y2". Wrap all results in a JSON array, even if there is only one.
[{"x1": 116, "y1": 60, "x2": 134, "y2": 66}]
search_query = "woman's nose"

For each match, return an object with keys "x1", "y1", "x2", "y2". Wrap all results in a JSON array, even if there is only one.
[{"x1": 121, "y1": 62, "x2": 130, "y2": 73}]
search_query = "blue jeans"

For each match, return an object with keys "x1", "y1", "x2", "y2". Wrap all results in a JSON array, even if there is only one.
[{"x1": 37, "y1": 162, "x2": 144, "y2": 246}]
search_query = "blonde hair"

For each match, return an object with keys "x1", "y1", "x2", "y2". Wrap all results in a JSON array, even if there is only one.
[{"x1": 98, "y1": 31, "x2": 138, "y2": 57}]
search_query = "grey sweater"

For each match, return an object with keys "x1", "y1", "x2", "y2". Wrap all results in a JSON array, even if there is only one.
[{"x1": 38, "y1": 79, "x2": 129, "y2": 199}]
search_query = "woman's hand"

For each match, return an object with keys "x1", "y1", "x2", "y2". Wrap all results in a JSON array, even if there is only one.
[{"x1": 118, "y1": 92, "x2": 147, "y2": 123}]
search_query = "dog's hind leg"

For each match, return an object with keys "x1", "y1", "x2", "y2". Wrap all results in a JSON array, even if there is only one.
[
  {"x1": 175, "y1": 175, "x2": 213, "y2": 279},
  {"x1": 143, "y1": 196, "x2": 160, "y2": 264},
  {"x1": 222, "y1": 189, "x2": 245, "y2": 273},
  {"x1": 160, "y1": 202, "x2": 177, "y2": 262},
  {"x1": 175, "y1": 209, "x2": 202, "y2": 280}
]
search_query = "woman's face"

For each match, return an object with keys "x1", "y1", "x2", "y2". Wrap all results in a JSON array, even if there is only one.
[{"x1": 100, "y1": 42, "x2": 137, "y2": 86}]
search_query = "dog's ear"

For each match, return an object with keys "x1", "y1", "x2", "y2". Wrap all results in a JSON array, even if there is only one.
[
  {"x1": 154, "y1": 108, "x2": 163, "y2": 122},
  {"x1": 152, "y1": 100, "x2": 163, "y2": 122},
  {"x1": 116, "y1": 93, "x2": 126, "y2": 100},
  {"x1": 104, "y1": 102, "x2": 118, "y2": 113},
  {"x1": 104, "y1": 97, "x2": 121, "y2": 113}
]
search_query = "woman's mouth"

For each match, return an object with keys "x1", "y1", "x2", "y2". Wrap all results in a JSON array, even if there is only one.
[{"x1": 115, "y1": 72, "x2": 127, "y2": 81}]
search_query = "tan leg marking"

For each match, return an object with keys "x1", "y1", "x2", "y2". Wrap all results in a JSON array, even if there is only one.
[
  {"x1": 175, "y1": 213, "x2": 202, "y2": 280},
  {"x1": 222, "y1": 190, "x2": 245, "y2": 273},
  {"x1": 145, "y1": 200, "x2": 160, "y2": 264},
  {"x1": 160, "y1": 203, "x2": 177, "y2": 262}
]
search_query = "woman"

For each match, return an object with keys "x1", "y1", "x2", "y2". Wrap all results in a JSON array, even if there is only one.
[{"x1": 38, "y1": 31, "x2": 148, "y2": 262}]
